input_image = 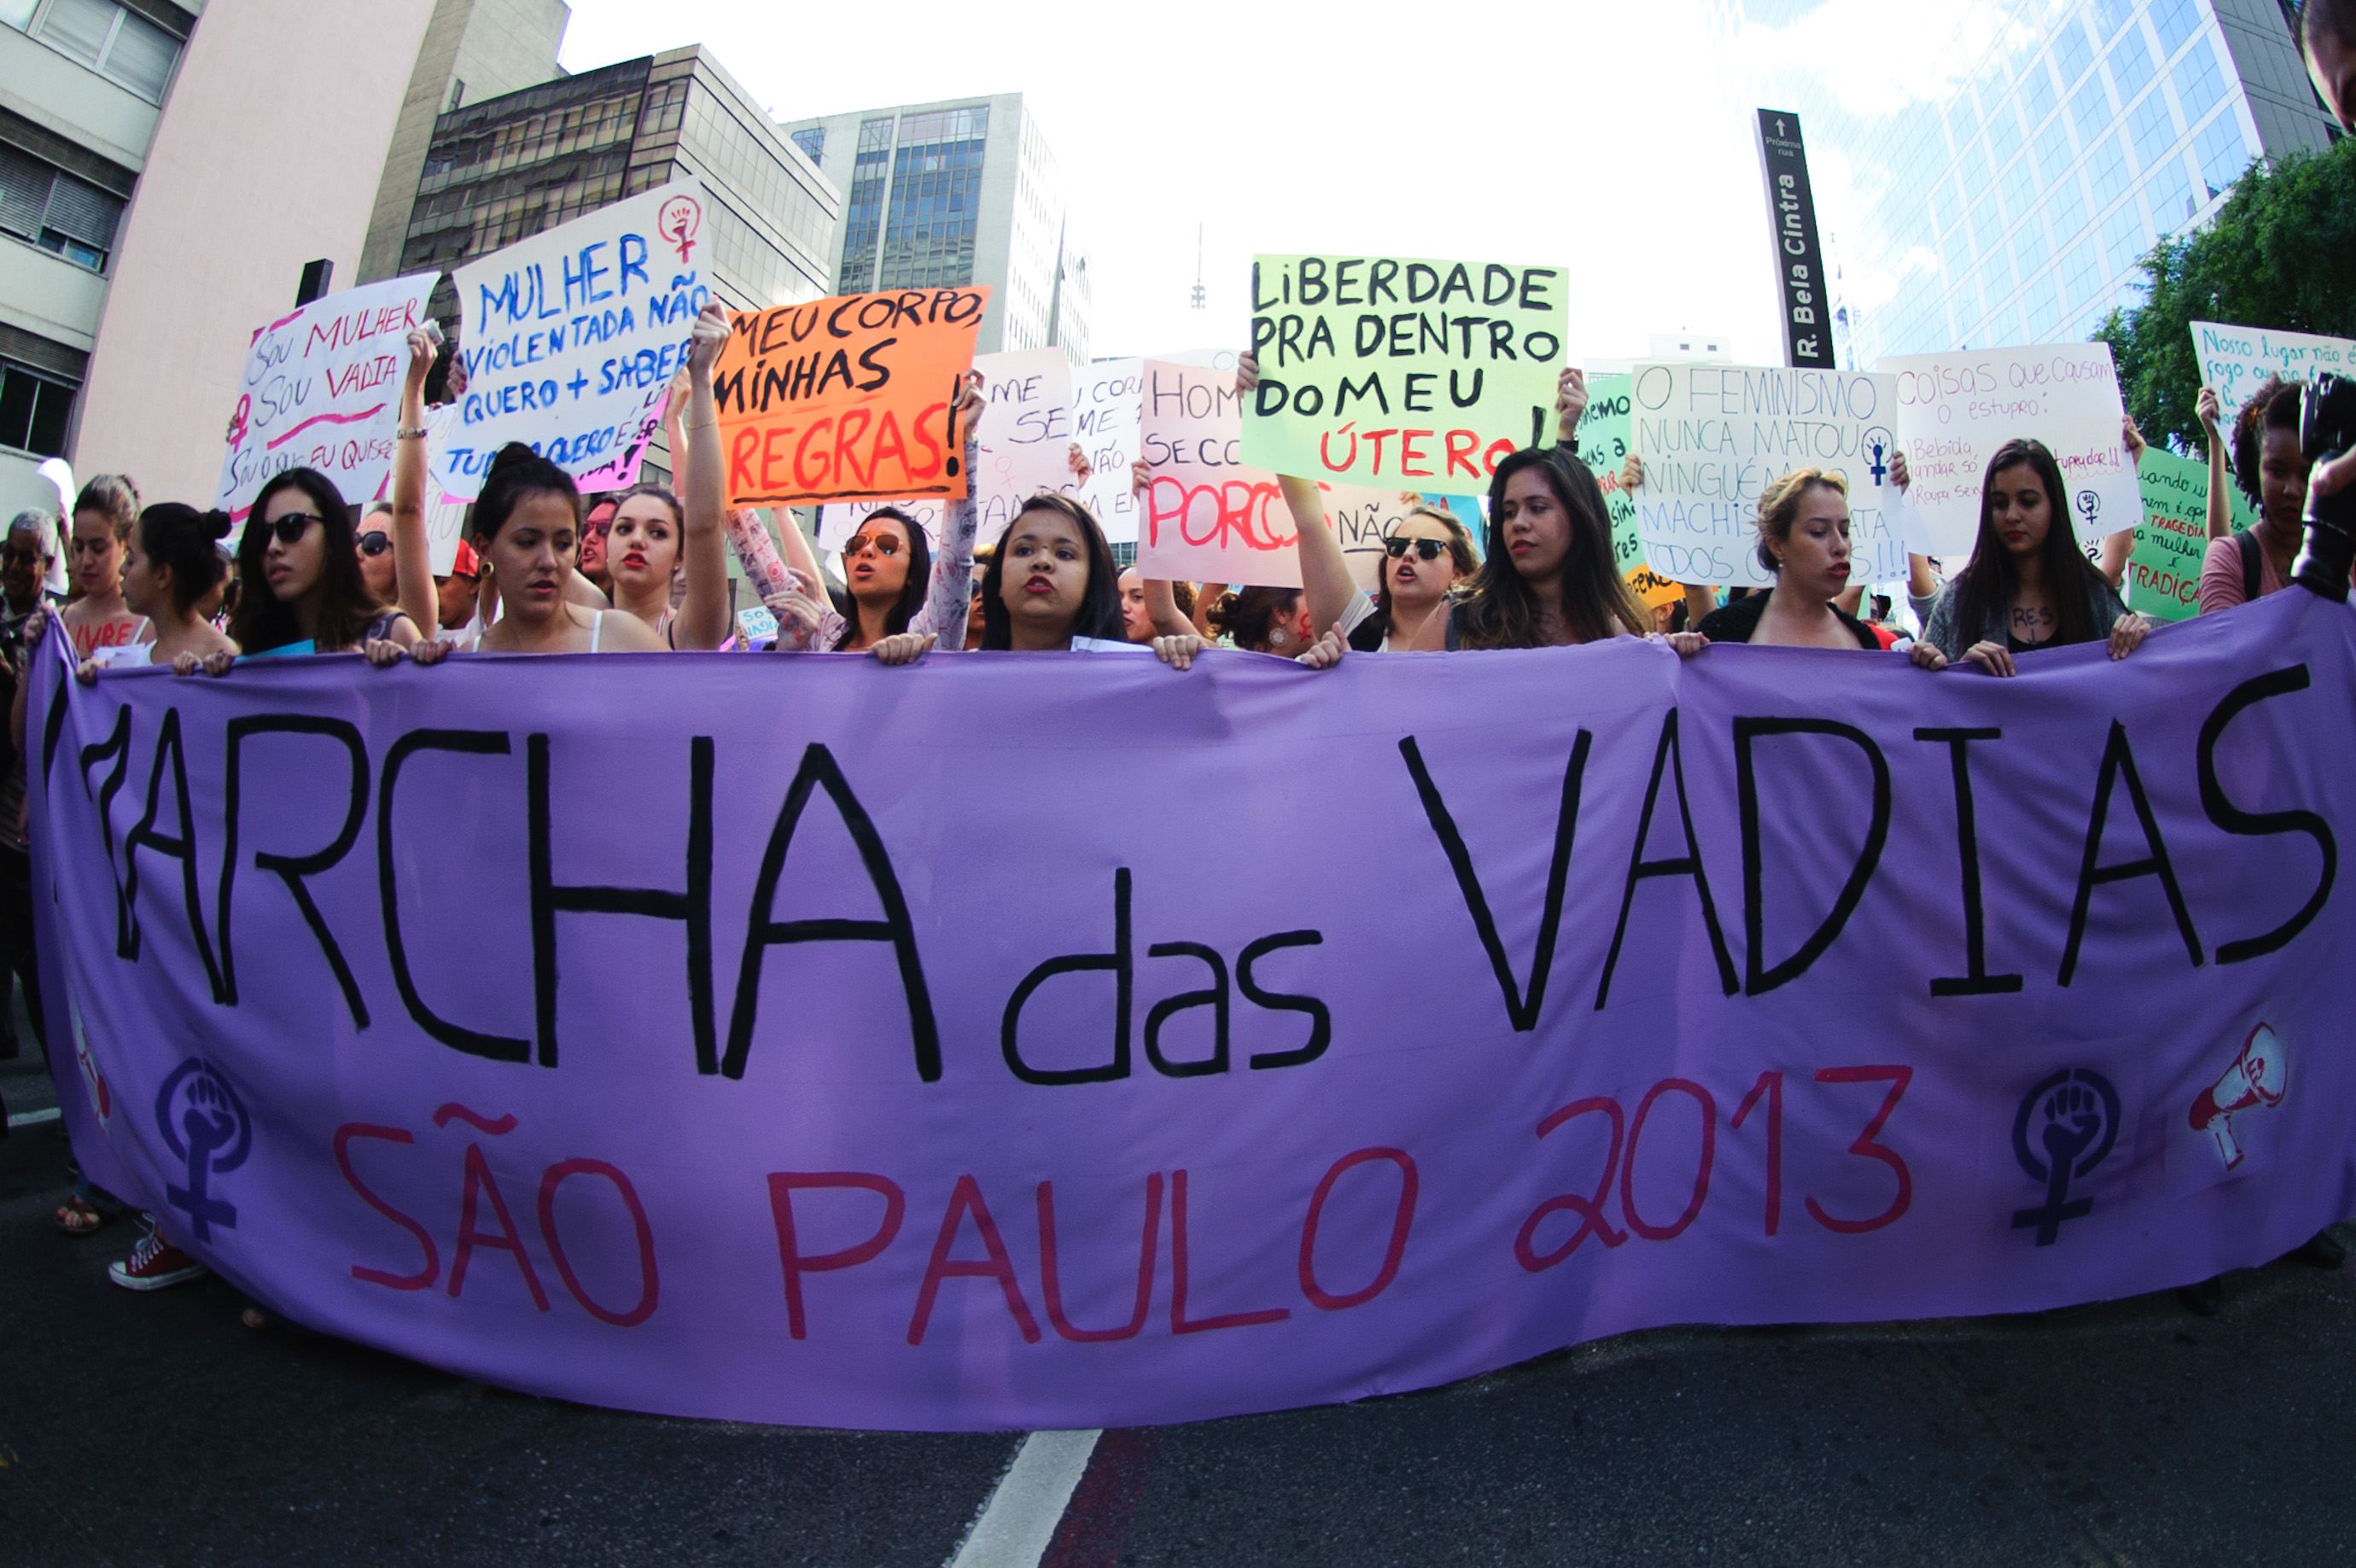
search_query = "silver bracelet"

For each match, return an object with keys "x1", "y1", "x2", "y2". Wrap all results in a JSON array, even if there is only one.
[{"x1": 395, "y1": 425, "x2": 429, "y2": 440}]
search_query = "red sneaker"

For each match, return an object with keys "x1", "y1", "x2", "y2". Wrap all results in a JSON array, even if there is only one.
[{"x1": 108, "y1": 1230, "x2": 207, "y2": 1291}]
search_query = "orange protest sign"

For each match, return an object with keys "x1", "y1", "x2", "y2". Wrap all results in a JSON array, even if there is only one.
[
  {"x1": 712, "y1": 287, "x2": 989, "y2": 507},
  {"x1": 1626, "y1": 565, "x2": 1686, "y2": 610}
]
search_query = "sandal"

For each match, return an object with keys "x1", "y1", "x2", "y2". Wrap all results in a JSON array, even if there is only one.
[{"x1": 54, "y1": 1196, "x2": 109, "y2": 1237}]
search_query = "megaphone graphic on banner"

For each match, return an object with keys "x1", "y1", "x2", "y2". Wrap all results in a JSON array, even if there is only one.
[{"x1": 2190, "y1": 1022, "x2": 2287, "y2": 1169}]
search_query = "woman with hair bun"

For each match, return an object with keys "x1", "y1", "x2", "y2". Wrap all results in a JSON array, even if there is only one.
[
  {"x1": 1206, "y1": 584, "x2": 1311, "y2": 655},
  {"x1": 1694, "y1": 468, "x2": 1881, "y2": 650},
  {"x1": 73, "y1": 504, "x2": 236, "y2": 677},
  {"x1": 466, "y1": 442, "x2": 667, "y2": 655},
  {"x1": 1910, "y1": 438, "x2": 2145, "y2": 675},
  {"x1": 61, "y1": 473, "x2": 146, "y2": 662}
]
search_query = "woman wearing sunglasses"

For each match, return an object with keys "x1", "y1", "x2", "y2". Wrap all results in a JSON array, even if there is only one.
[
  {"x1": 354, "y1": 504, "x2": 398, "y2": 604},
  {"x1": 1339, "y1": 508, "x2": 1476, "y2": 653},
  {"x1": 826, "y1": 508, "x2": 936, "y2": 653},
  {"x1": 746, "y1": 364, "x2": 987, "y2": 663},
  {"x1": 61, "y1": 474, "x2": 147, "y2": 664},
  {"x1": 222, "y1": 468, "x2": 431, "y2": 662}
]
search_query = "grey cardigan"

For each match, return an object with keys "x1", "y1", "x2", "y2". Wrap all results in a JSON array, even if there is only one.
[{"x1": 1921, "y1": 575, "x2": 2128, "y2": 662}]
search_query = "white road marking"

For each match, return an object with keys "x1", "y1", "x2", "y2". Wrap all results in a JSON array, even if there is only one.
[
  {"x1": 6, "y1": 1106, "x2": 59, "y2": 1128},
  {"x1": 943, "y1": 1428, "x2": 1103, "y2": 1568}
]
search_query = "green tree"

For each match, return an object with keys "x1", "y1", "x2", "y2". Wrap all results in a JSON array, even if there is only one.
[{"x1": 2096, "y1": 134, "x2": 2356, "y2": 457}]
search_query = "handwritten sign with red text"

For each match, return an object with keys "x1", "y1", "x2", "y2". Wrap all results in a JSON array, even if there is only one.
[
  {"x1": 712, "y1": 288, "x2": 989, "y2": 508},
  {"x1": 1137, "y1": 360, "x2": 1298, "y2": 588},
  {"x1": 214, "y1": 273, "x2": 437, "y2": 516}
]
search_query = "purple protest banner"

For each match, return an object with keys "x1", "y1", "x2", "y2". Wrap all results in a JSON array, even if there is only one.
[{"x1": 28, "y1": 592, "x2": 2356, "y2": 1431}]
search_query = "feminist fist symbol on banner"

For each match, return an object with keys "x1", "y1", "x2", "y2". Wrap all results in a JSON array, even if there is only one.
[
  {"x1": 2010, "y1": 1068, "x2": 2119, "y2": 1247},
  {"x1": 155, "y1": 1058, "x2": 252, "y2": 1243},
  {"x1": 658, "y1": 195, "x2": 703, "y2": 264}
]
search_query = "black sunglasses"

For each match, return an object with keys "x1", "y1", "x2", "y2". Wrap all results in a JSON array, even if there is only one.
[
  {"x1": 1384, "y1": 537, "x2": 1447, "y2": 561},
  {"x1": 259, "y1": 512, "x2": 326, "y2": 546},
  {"x1": 358, "y1": 533, "x2": 394, "y2": 557}
]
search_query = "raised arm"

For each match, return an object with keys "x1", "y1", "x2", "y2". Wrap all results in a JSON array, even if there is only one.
[
  {"x1": 2197, "y1": 388, "x2": 2232, "y2": 540},
  {"x1": 671, "y1": 302, "x2": 732, "y2": 650},
  {"x1": 391, "y1": 327, "x2": 440, "y2": 642},
  {"x1": 1280, "y1": 474, "x2": 1360, "y2": 638},
  {"x1": 911, "y1": 371, "x2": 985, "y2": 645}
]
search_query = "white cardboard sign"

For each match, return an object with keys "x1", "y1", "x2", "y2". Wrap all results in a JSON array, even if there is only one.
[
  {"x1": 1630, "y1": 362, "x2": 1904, "y2": 587},
  {"x1": 2191, "y1": 320, "x2": 2353, "y2": 415},
  {"x1": 214, "y1": 272, "x2": 437, "y2": 516},
  {"x1": 972, "y1": 348, "x2": 1076, "y2": 545},
  {"x1": 1881, "y1": 342, "x2": 2137, "y2": 557},
  {"x1": 1134, "y1": 359, "x2": 1298, "y2": 589},
  {"x1": 438, "y1": 178, "x2": 711, "y2": 500}
]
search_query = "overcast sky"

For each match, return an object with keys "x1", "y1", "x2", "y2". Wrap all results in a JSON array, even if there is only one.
[{"x1": 558, "y1": 0, "x2": 1979, "y2": 367}]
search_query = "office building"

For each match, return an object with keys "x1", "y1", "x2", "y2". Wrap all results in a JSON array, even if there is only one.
[
  {"x1": 1723, "y1": 0, "x2": 2338, "y2": 365},
  {"x1": 358, "y1": 0, "x2": 572, "y2": 287},
  {"x1": 779, "y1": 94, "x2": 1090, "y2": 365},
  {"x1": 394, "y1": 46, "x2": 840, "y2": 336},
  {"x1": 0, "y1": 0, "x2": 200, "y2": 516}
]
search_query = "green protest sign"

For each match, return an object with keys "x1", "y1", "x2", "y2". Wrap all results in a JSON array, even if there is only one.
[
  {"x1": 2128, "y1": 447, "x2": 2254, "y2": 622},
  {"x1": 1572, "y1": 372, "x2": 1642, "y2": 576},
  {"x1": 1244, "y1": 254, "x2": 1566, "y2": 485}
]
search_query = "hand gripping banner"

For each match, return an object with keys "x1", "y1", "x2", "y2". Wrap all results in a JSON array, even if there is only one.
[{"x1": 28, "y1": 592, "x2": 2356, "y2": 1431}]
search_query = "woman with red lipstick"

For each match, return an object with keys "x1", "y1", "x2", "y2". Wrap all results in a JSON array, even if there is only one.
[
  {"x1": 1910, "y1": 439, "x2": 2144, "y2": 676},
  {"x1": 1694, "y1": 469, "x2": 1881, "y2": 650},
  {"x1": 603, "y1": 479, "x2": 729, "y2": 650}
]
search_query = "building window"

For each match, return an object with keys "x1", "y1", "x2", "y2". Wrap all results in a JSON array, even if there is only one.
[
  {"x1": 2149, "y1": 0, "x2": 2199, "y2": 57},
  {"x1": 2060, "y1": 238, "x2": 2101, "y2": 314},
  {"x1": 20, "y1": 0, "x2": 179, "y2": 102},
  {"x1": 2194, "y1": 109, "x2": 2249, "y2": 198},
  {"x1": 2091, "y1": 0, "x2": 2136, "y2": 42},
  {"x1": 2032, "y1": 119, "x2": 2073, "y2": 186},
  {"x1": 2107, "y1": 28, "x2": 2155, "y2": 102},
  {"x1": 2147, "y1": 152, "x2": 2196, "y2": 230},
  {"x1": 2054, "y1": 15, "x2": 2096, "y2": 89},
  {"x1": 837, "y1": 116, "x2": 895, "y2": 292},
  {"x1": 2015, "y1": 212, "x2": 2050, "y2": 278},
  {"x1": 0, "y1": 359, "x2": 74, "y2": 457},
  {"x1": 2172, "y1": 37, "x2": 2225, "y2": 125},
  {"x1": 2069, "y1": 75, "x2": 2112, "y2": 146},
  {"x1": 0, "y1": 143, "x2": 122, "y2": 271},
  {"x1": 2127, "y1": 89, "x2": 2178, "y2": 172},
  {"x1": 790, "y1": 126, "x2": 825, "y2": 166},
  {"x1": 2088, "y1": 131, "x2": 2132, "y2": 208},
  {"x1": 2025, "y1": 274, "x2": 2062, "y2": 341},
  {"x1": 2102, "y1": 200, "x2": 2149, "y2": 280},
  {"x1": 878, "y1": 106, "x2": 988, "y2": 290}
]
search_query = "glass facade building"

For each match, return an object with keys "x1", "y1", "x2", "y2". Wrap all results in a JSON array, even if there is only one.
[
  {"x1": 781, "y1": 94, "x2": 1091, "y2": 365},
  {"x1": 399, "y1": 46, "x2": 839, "y2": 329},
  {"x1": 1723, "y1": 0, "x2": 2336, "y2": 364}
]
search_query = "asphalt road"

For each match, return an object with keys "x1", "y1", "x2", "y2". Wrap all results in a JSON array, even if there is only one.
[{"x1": 5, "y1": 1029, "x2": 2355, "y2": 1568}]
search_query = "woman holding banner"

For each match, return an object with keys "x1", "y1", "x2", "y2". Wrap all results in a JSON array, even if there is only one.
[
  {"x1": 67, "y1": 504, "x2": 236, "y2": 676},
  {"x1": 60, "y1": 475, "x2": 147, "y2": 663},
  {"x1": 1449, "y1": 446, "x2": 1672, "y2": 652},
  {"x1": 1910, "y1": 440, "x2": 2145, "y2": 675},
  {"x1": 970, "y1": 492, "x2": 1304, "y2": 668},
  {"x1": 1694, "y1": 469, "x2": 1883, "y2": 650}
]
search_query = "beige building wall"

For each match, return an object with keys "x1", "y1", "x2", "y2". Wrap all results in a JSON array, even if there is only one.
[
  {"x1": 74, "y1": 0, "x2": 436, "y2": 508},
  {"x1": 356, "y1": 0, "x2": 569, "y2": 285}
]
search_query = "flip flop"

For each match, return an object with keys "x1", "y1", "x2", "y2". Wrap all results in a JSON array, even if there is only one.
[{"x1": 54, "y1": 1196, "x2": 109, "y2": 1237}]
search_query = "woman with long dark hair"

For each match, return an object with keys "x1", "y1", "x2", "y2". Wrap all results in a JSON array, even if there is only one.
[
  {"x1": 827, "y1": 508, "x2": 937, "y2": 651},
  {"x1": 465, "y1": 445, "x2": 667, "y2": 655},
  {"x1": 1205, "y1": 585, "x2": 1311, "y2": 654},
  {"x1": 225, "y1": 467, "x2": 429, "y2": 660},
  {"x1": 1450, "y1": 446, "x2": 1653, "y2": 650},
  {"x1": 1910, "y1": 439, "x2": 2146, "y2": 675}
]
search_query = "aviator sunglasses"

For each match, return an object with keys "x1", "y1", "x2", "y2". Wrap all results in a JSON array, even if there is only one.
[
  {"x1": 844, "y1": 532, "x2": 903, "y2": 559},
  {"x1": 1384, "y1": 537, "x2": 1448, "y2": 562}
]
